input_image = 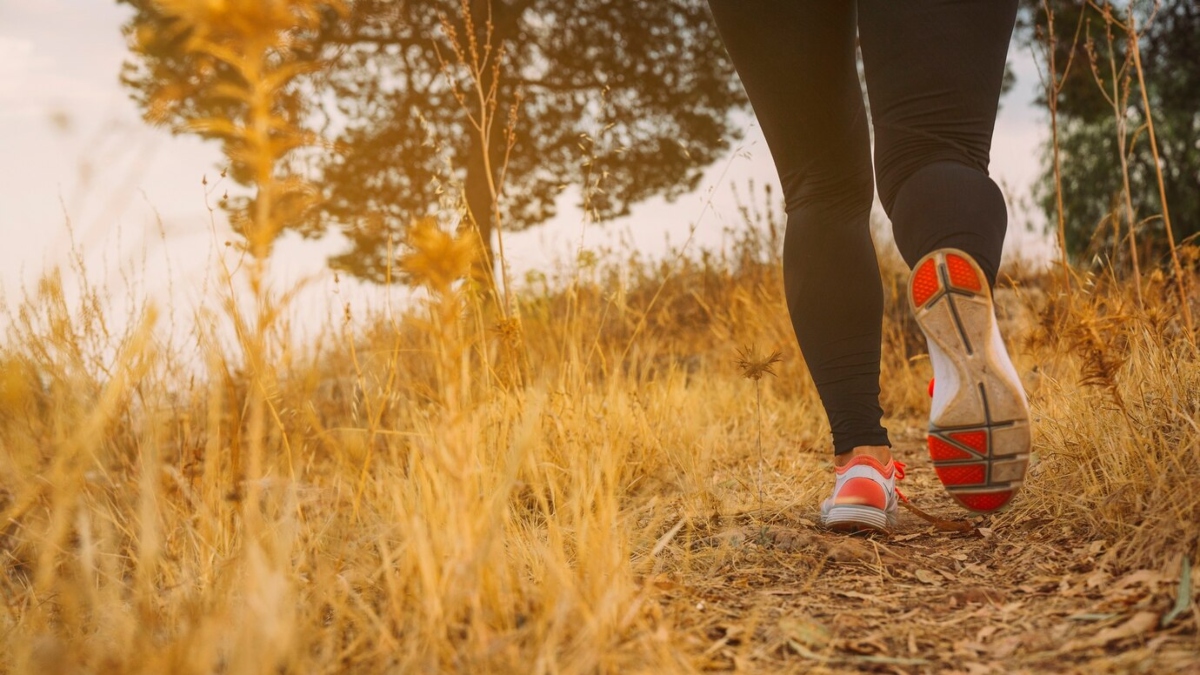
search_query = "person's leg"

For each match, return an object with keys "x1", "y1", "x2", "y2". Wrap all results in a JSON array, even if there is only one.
[
  {"x1": 858, "y1": 0, "x2": 1019, "y2": 284},
  {"x1": 858, "y1": 0, "x2": 1030, "y2": 514},
  {"x1": 706, "y1": 0, "x2": 890, "y2": 457}
]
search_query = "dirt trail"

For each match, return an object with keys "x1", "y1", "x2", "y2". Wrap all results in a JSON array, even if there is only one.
[{"x1": 658, "y1": 441, "x2": 1199, "y2": 674}]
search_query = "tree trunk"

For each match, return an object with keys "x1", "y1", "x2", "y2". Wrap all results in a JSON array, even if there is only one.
[
  {"x1": 461, "y1": 0, "x2": 525, "y2": 297},
  {"x1": 464, "y1": 128, "x2": 496, "y2": 293}
]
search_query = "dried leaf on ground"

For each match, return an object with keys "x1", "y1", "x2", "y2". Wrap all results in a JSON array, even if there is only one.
[{"x1": 1060, "y1": 611, "x2": 1159, "y2": 652}]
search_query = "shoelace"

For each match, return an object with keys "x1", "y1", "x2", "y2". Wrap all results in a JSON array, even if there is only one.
[
  {"x1": 893, "y1": 459, "x2": 908, "y2": 503},
  {"x1": 893, "y1": 456, "x2": 975, "y2": 533}
]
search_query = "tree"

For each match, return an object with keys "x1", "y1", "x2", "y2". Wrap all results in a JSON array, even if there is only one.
[
  {"x1": 119, "y1": 0, "x2": 746, "y2": 284},
  {"x1": 1018, "y1": 0, "x2": 1200, "y2": 264}
]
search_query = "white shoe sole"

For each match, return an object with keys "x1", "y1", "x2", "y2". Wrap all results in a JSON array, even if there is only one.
[
  {"x1": 822, "y1": 505, "x2": 890, "y2": 534},
  {"x1": 908, "y1": 249, "x2": 1031, "y2": 513}
]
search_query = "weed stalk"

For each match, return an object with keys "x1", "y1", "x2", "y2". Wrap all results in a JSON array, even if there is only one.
[{"x1": 1125, "y1": 5, "x2": 1195, "y2": 343}]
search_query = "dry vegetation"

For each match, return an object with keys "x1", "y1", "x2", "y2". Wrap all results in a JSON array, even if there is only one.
[
  {"x1": 2, "y1": 1, "x2": 1199, "y2": 673},
  {"x1": 2, "y1": 206, "x2": 1197, "y2": 674}
]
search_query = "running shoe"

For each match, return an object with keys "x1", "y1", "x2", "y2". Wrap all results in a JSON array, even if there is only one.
[
  {"x1": 820, "y1": 456, "x2": 906, "y2": 533},
  {"x1": 908, "y1": 248, "x2": 1031, "y2": 513}
]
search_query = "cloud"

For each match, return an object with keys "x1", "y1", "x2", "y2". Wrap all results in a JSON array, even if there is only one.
[
  {"x1": 0, "y1": 36, "x2": 40, "y2": 117},
  {"x1": 2, "y1": 0, "x2": 70, "y2": 16},
  {"x1": 0, "y1": 34, "x2": 120, "y2": 120},
  {"x1": 0, "y1": 37, "x2": 35, "y2": 87}
]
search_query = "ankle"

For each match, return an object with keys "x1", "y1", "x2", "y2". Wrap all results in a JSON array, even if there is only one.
[{"x1": 834, "y1": 445, "x2": 893, "y2": 468}]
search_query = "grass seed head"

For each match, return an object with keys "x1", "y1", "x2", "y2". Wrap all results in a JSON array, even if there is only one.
[
  {"x1": 736, "y1": 345, "x2": 782, "y2": 381},
  {"x1": 491, "y1": 317, "x2": 523, "y2": 348}
]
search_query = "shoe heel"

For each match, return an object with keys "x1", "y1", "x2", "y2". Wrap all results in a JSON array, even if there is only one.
[
  {"x1": 823, "y1": 505, "x2": 889, "y2": 533},
  {"x1": 910, "y1": 248, "x2": 1031, "y2": 515}
]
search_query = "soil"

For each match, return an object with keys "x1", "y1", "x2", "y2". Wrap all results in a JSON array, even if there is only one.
[{"x1": 657, "y1": 441, "x2": 1199, "y2": 674}]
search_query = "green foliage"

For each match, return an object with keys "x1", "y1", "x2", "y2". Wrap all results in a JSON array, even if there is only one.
[
  {"x1": 119, "y1": 0, "x2": 746, "y2": 283},
  {"x1": 1018, "y1": 0, "x2": 1200, "y2": 264}
]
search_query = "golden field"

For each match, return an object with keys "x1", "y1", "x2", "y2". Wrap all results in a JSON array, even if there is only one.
[
  {"x1": 1, "y1": 220, "x2": 1197, "y2": 672},
  {"x1": 2, "y1": 1, "x2": 1198, "y2": 672}
]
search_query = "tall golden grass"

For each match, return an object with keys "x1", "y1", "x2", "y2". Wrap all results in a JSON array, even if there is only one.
[
  {"x1": 1, "y1": 1, "x2": 1197, "y2": 673},
  {"x1": 3, "y1": 208, "x2": 1195, "y2": 673}
]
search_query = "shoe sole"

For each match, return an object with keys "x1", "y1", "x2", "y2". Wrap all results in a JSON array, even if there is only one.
[
  {"x1": 822, "y1": 505, "x2": 891, "y2": 534},
  {"x1": 908, "y1": 249, "x2": 1031, "y2": 513}
]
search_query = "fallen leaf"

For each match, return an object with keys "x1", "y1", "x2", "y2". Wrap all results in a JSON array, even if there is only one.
[
  {"x1": 1161, "y1": 556, "x2": 1192, "y2": 628},
  {"x1": 962, "y1": 563, "x2": 989, "y2": 576},
  {"x1": 1112, "y1": 569, "x2": 1163, "y2": 591},
  {"x1": 778, "y1": 617, "x2": 832, "y2": 649},
  {"x1": 1089, "y1": 611, "x2": 1159, "y2": 646},
  {"x1": 915, "y1": 569, "x2": 940, "y2": 585},
  {"x1": 990, "y1": 635, "x2": 1023, "y2": 659},
  {"x1": 976, "y1": 625, "x2": 1000, "y2": 641},
  {"x1": 825, "y1": 539, "x2": 875, "y2": 563},
  {"x1": 1060, "y1": 582, "x2": 1083, "y2": 598},
  {"x1": 1060, "y1": 611, "x2": 1158, "y2": 652}
]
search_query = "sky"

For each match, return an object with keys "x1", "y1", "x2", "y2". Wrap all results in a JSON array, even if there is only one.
[{"x1": 0, "y1": 0, "x2": 1053, "y2": 340}]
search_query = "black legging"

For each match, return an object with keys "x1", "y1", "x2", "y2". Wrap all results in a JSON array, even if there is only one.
[{"x1": 707, "y1": 1, "x2": 1018, "y2": 454}]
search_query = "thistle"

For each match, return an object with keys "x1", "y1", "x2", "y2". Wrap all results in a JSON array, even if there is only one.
[
  {"x1": 736, "y1": 345, "x2": 782, "y2": 509},
  {"x1": 736, "y1": 346, "x2": 782, "y2": 381}
]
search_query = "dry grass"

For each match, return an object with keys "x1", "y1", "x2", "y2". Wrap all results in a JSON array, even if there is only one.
[
  {"x1": 2, "y1": 1, "x2": 1198, "y2": 672},
  {"x1": 1, "y1": 221, "x2": 1197, "y2": 673}
]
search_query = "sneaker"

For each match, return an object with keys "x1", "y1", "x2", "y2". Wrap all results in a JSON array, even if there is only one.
[
  {"x1": 820, "y1": 456, "x2": 906, "y2": 533},
  {"x1": 908, "y1": 248, "x2": 1031, "y2": 513}
]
